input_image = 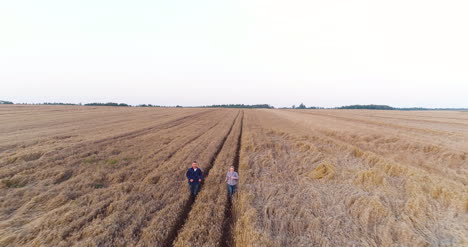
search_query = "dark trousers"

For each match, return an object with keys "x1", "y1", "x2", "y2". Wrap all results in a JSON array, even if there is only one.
[
  {"x1": 227, "y1": 184, "x2": 237, "y2": 198},
  {"x1": 189, "y1": 183, "x2": 199, "y2": 196}
]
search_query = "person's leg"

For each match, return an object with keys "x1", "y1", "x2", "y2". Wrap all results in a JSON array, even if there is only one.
[
  {"x1": 189, "y1": 183, "x2": 194, "y2": 196},
  {"x1": 227, "y1": 184, "x2": 232, "y2": 197},
  {"x1": 193, "y1": 183, "x2": 199, "y2": 196},
  {"x1": 232, "y1": 185, "x2": 237, "y2": 195}
]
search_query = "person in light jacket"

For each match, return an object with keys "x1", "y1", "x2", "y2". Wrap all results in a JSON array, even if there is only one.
[{"x1": 225, "y1": 166, "x2": 239, "y2": 198}]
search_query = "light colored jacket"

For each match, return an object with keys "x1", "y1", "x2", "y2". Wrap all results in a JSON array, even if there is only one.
[{"x1": 226, "y1": 171, "x2": 239, "y2": 186}]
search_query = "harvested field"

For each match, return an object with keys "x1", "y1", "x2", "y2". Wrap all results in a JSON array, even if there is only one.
[
  {"x1": 234, "y1": 109, "x2": 467, "y2": 246},
  {"x1": 0, "y1": 106, "x2": 467, "y2": 246}
]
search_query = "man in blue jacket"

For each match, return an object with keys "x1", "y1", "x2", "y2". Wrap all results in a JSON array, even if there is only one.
[{"x1": 186, "y1": 161, "x2": 203, "y2": 197}]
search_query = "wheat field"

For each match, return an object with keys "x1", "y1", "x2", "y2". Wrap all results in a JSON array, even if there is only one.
[{"x1": 1, "y1": 106, "x2": 467, "y2": 246}]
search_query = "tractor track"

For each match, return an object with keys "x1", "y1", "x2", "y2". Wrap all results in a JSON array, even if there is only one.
[
  {"x1": 59, "y1": 114, "x2": 228, "y2": 242},
  {"x1": 220, "y1": 110, "x2": 243, "y2": 247},
  {"x1": 0, "y1": 110, "x2": 216, "y2": 175},
  {"x1": 140, "y1": 110, "x2": 229, "y2": 168},
  {"x1": 0, "y1": 109, "x2": 214, "y2": 156},
  {"x1": 130, "y1": 116, "x2": 228, "y2": 243},
  {"x1": 60, "y1": 109, "x2": 215, "y2": 157},
  {"x1": 162, "y1": 110, "x2": 242, "y2": 247}
]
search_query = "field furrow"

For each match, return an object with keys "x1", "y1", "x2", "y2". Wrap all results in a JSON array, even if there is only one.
[
  {"x1": 0, "y1": 106, "x2": 239, "y2": 246},
  {"x1": 172, "y1": 110, "x2": 243, "y2": 247},
  {"x1": 161, "y1": 110, "x2": 240, "y2": 247}
]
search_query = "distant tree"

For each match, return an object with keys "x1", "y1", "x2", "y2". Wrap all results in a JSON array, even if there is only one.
[
  {"x1": 203, "y1": 104, "x2": 273, "y2": 109},
  {"x1": 292, "y1": 105, "x2": 296, "y2": 109},
  {"x1": 137, "y1": 104, "x2": 160, "y2": 107},
  {"x1": 42, "y1": 102, "x2": 76, "y2": 105},
  {"x1": 0, "y1": 100, "x2": 14, "y2": 104},
  {"x1": 337, "y1": 104, "x2": 395, "y2": 110},
  {"x1": 297, "y1": 103, "x2": 306, "y2": 109},
  {"x1": 85, "y1": 102, "x2": 130, "y2": 107}
]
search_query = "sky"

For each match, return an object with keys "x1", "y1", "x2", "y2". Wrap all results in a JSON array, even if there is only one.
[{"x1": 1, "y1": 0, "x2": 467, "y2": 108}]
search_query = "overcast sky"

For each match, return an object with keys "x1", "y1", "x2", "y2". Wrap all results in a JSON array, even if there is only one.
[{"x1": 1, "y1": 0, "x2": 467, "y2": 108}]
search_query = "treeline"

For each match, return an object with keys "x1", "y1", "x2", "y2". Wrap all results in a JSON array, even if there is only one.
[
  {"x1": 397, "y1": 107, "x2": 468, "y2": 111},
  {"x1": 336, "y1": 105, "x2": 468, "y2": 111},
  {"x1": 283, "y1": 103, "x2": 468, "y2": 111},
  {"x1": 41, "y1": 102, "x2": 161, "y2": 107},
  {"x1": 282, "y1": 103, "x2": 324, "y2": 109},
  {"x1": 203, "y1": 104, "x2": 274, "y2": 109},
  {"x1": 337, "y1": 104, "x2": 395, "y2": 110},
  {"x1": 2, "y1": 100, "x2": 466, "y2": 110},
  {"x1": 136, "y1": 104, "x2": 161, "y2": 107},
  {"x1": 42, "y1": 102, "x2": 77, "y2": 105},
  {"x1": 2, "y1": 101, "x2": 162, "y2": 107},
  {"x1": 84, "y1": 102, "x2": 130, "y2": 107}
]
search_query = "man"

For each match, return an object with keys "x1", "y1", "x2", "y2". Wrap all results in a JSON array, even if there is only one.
[
  {"x1": 225, "y1": 166, "x2": 239, "y2": 199},
  {"x1": 186, "y1": 161, "x2": 203, "y2": 197}
]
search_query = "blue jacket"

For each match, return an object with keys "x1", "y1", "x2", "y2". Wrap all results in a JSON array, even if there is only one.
[{"x1": 186, "y1": 167, "x2": 203, "y2": 184}]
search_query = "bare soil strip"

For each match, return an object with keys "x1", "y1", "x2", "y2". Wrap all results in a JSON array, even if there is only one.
[
  {"x1": 129, "y1": 117, "x2": 225, "y2": 243},
  {"x1": 0, "y1": 109, "x2": 214, "y2": 155},
  {"x1": 0, "y1": 110, "x2": 217, "y2": 181},
  {"x1": 45, "y1": 109, "x2": 215, "y2": 159}
]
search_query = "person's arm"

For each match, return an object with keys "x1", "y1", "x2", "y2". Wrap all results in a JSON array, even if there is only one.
[
  {"x1": 198, "y1": 169, "x2": 203, "y2": 182},
  {"x1": 233, "y1": 172, "x2": 239, "y2": 180},
  {"x1": 186, "y1": 169, "x2": 194, "y2": 182}
]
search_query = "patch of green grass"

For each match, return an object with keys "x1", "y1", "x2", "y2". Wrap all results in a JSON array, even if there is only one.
[
  {"x1": 83, "y1": 156, "x2": 97, "y2": 164},
  {"x1": 5, "y1": 156, "x2": 18, "y2": 164},
  {"x1": 2, "y1": 179, "x2": 26, "y2": 188},
  {"x1": 54, "y1": 170, "x2": 73, "y2": 184},
  {"x1": 121, "y1": 156, "x2": 135, "y2": 165},
  {"x1": 106, "y1": 159, "x2": 118, "y2": 165},
  {"x1": 21, "y1": 152, "x2": 43, "y2": 162},
  {"x1": 93, "y1": 183, "x2": 105, "y2": 189}
]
